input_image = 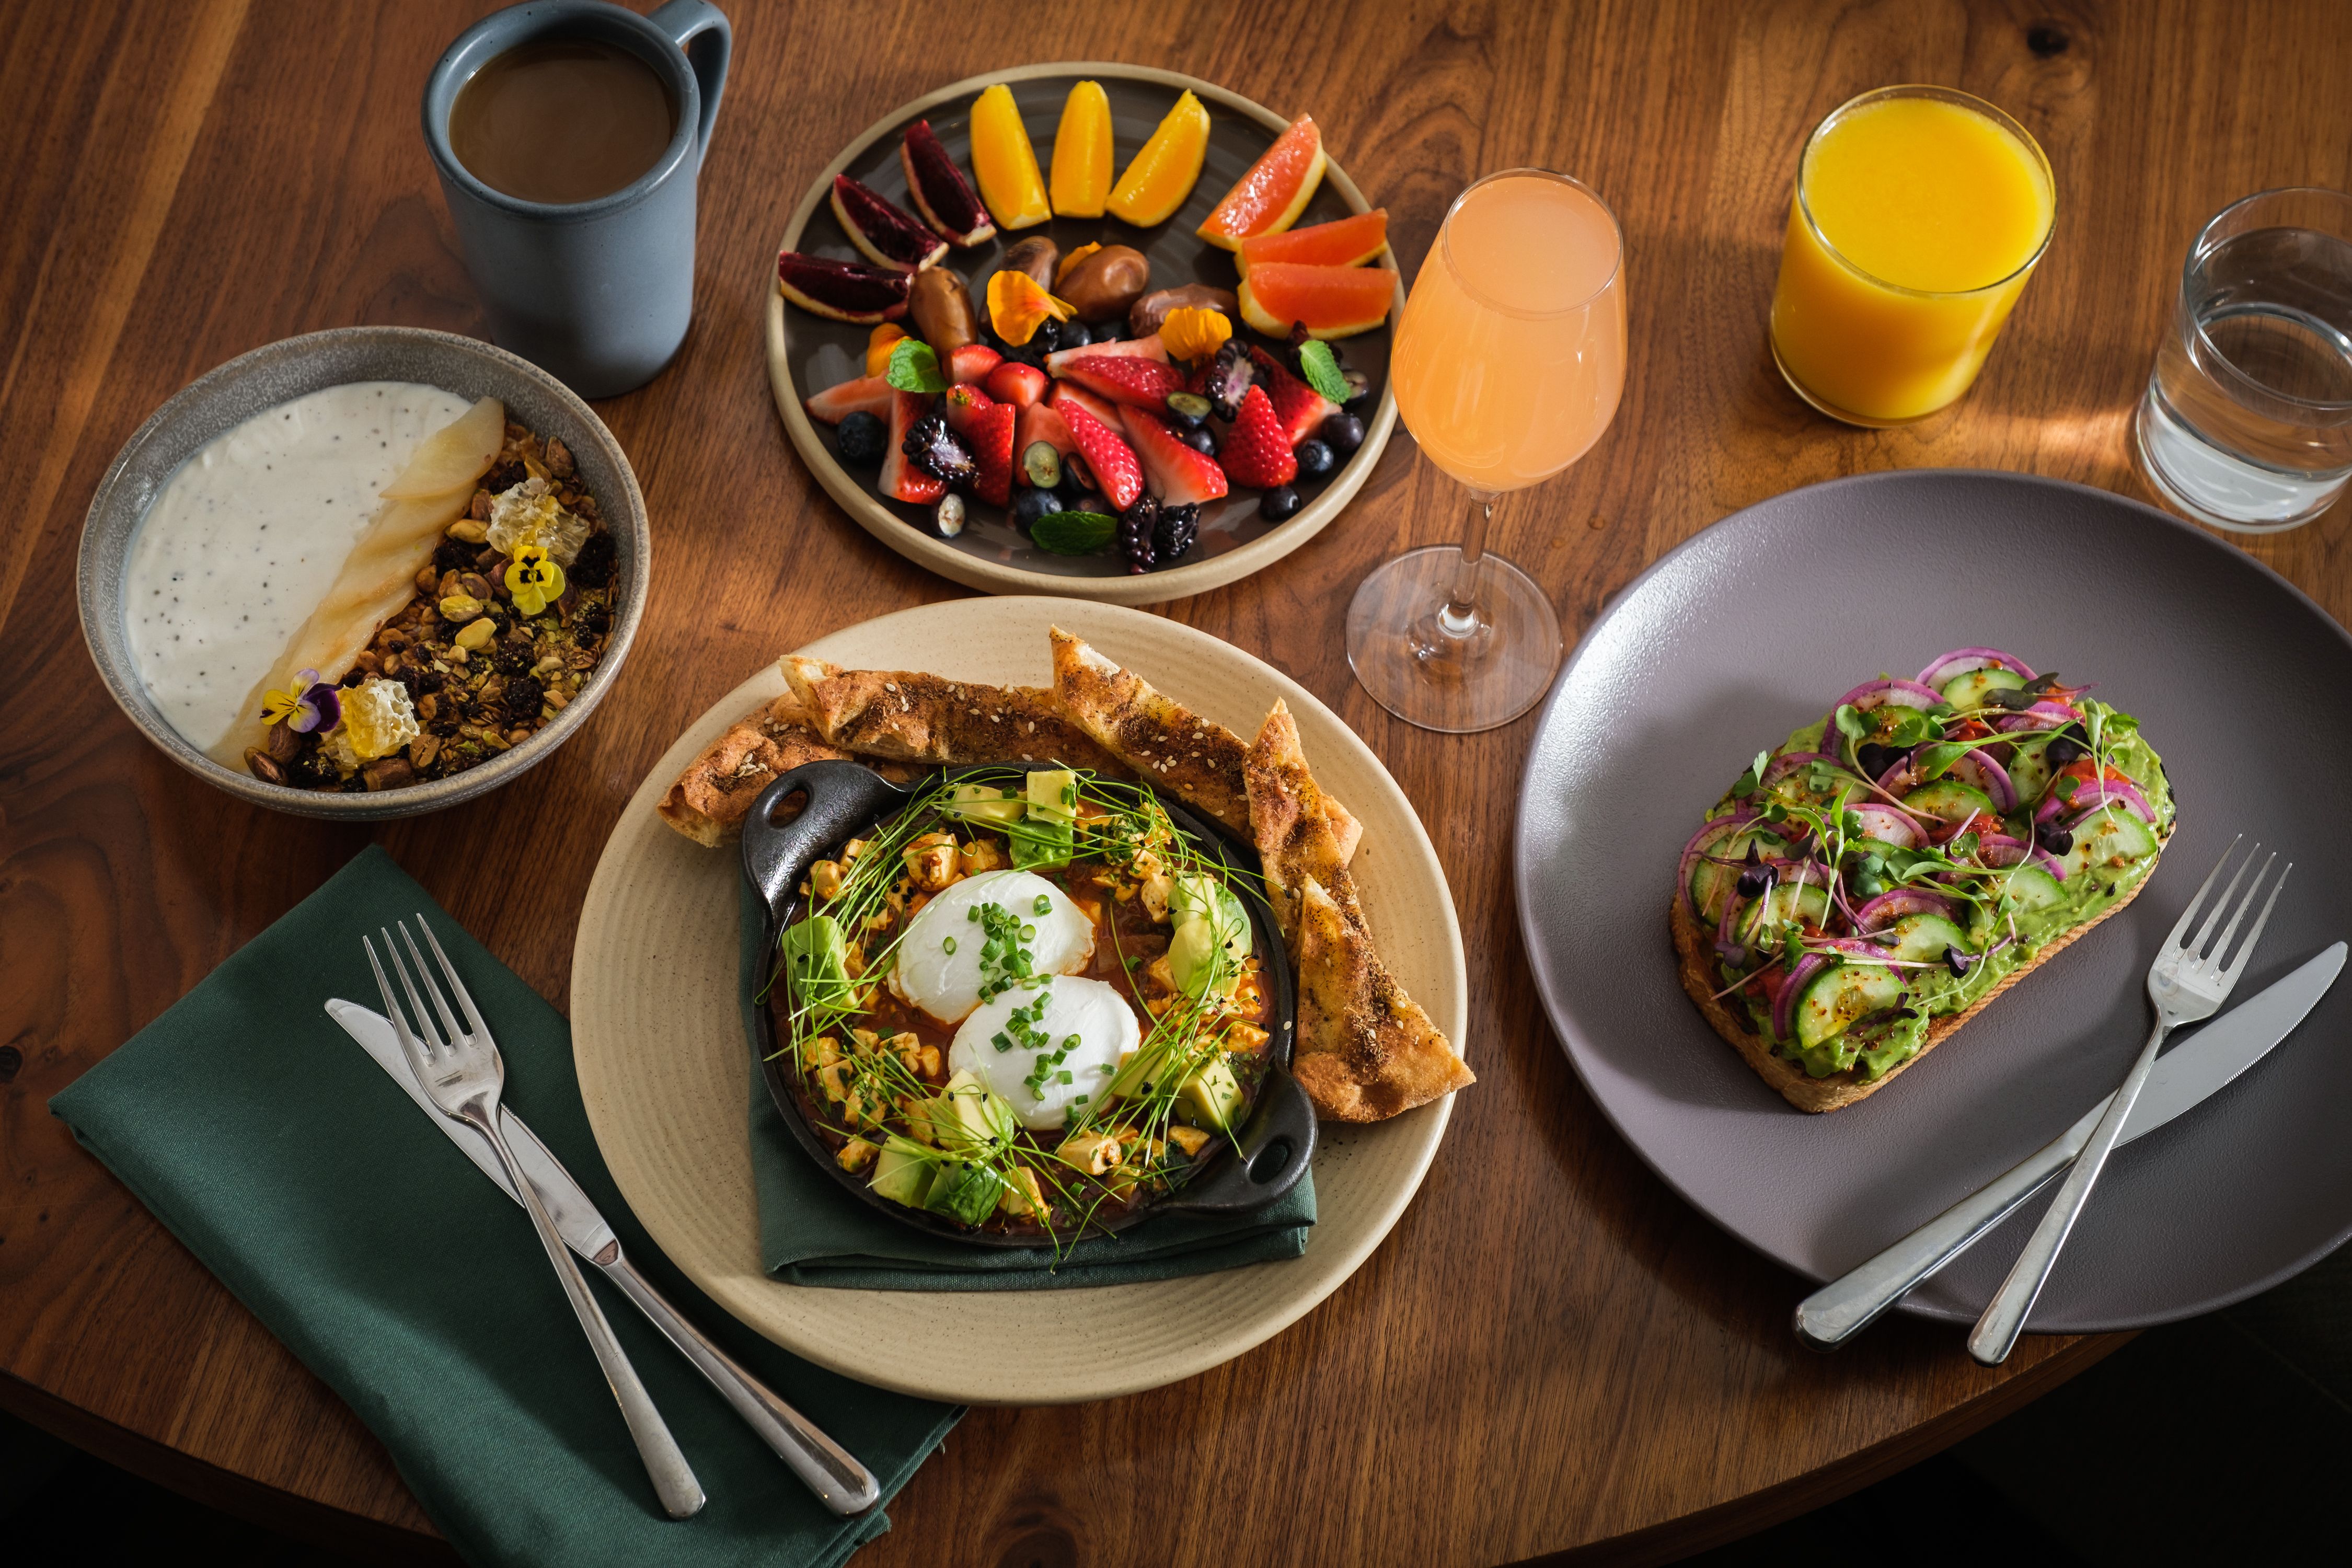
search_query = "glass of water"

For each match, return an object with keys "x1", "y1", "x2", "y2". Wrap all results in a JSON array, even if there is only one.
[{"x1": 2136, "y1": 187, "x2": 2352, "y2": 533}]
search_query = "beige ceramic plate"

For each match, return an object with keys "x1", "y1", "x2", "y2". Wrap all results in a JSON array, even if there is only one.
[
  {"x1": 571, "y1": 598, "x2": 1464, "y2": 1403},
  {"x1": 763, "y1": 63, "x2": 1402, "y2": 607}
]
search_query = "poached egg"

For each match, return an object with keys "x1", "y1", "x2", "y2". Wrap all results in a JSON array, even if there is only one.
[
  {"x1": 949, "y1": 976, "x2": 1141, "y2": 1131},
  {"x1": 890, "y1": 869, "x2": 1095, "y2": 1025}
]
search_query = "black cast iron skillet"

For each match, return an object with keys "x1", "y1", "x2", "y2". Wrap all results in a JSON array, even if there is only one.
[{"x1": 742, "y1": 759, "x2": 1317, "y2": 1248}]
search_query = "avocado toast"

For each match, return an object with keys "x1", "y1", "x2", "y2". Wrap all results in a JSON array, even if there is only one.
[{"x1": 1671, "y1": 647, "x2": 2174, "y2": 1112}]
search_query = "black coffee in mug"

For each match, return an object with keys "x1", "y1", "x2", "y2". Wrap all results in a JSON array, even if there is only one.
[{"x1": 449, "y1": 36, "x2": 678, "y2": 205}]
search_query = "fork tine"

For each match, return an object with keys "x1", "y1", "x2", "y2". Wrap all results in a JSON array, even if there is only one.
[
  {"x1": 2197, "y1": 851, "x2": 2274, "y2": 972},
  {"x1": 2217, "y1": 860, "x2": 2291, "y2": 981},
  {"x1": 414, "y1": 914, "x2": 492, "y2": 1045},
  {"x1": 2163, "y1": 836, "x2": 2241, "y2": 953},
  {"x1": 382, "y1": 928, "x2": 448, "y2": 1054},
  {"x1": 399, "y1": 919, "x2": 468, "y2": 1046},
  {"x1": 2186, "y1": 841, "x2": 2257, "y2": 959},
  {"x1": 365, "y1": 936, "x2": 435, "y2": 1077}
]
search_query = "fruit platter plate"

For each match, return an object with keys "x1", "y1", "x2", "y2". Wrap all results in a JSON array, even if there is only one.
[{"x1": 764, "y1": 63, "x2": 1402, "y2": 606}]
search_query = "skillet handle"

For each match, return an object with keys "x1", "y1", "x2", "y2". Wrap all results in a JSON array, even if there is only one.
[
  {"x1": 740, "y1": 762, "x2": 917, "y2": 921},
  {"x1": 1158, "y1": 1066, "x2": 1317, "y2": 1216}
]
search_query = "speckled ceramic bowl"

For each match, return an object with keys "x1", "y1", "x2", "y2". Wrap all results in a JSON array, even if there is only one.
[{"x1": 76, "y1": 326, "x2": 650, "y2": 820}]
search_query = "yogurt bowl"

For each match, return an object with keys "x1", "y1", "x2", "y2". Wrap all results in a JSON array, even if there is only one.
[{"x1": 77, "y1": 326, "x2": 649, "y2": 820}]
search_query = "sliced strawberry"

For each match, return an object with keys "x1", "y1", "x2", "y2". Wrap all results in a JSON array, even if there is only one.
[
  {"x1": 1248, "y1": 345, "x2": 1339, "y2": 446},
  {"x1": 1016, "y1": 400, "x2": 1076, "y2": 459},
  {"x1": 1183, "y1": 361, "x2": 1213, "y2": 397},
  {"x1": 1046, "y1": 379, "x2": 1123, "y2": 432},
  {"x1": 966, "y1": 402, "x2": 1018, "y2": 508},
  {"x1": 1061, "y1": 353, "x2": 1187, "y2": 411},
  {"x1": 879, "y1": 390, "x2": 946, "y2": 504},
  {"x1": 803, "y1": 373, "x2": 895, "y2": 425},
  {"x1": 987, "y1": 360, "x2": 1050, "y2": 409},
  {"x1": 947, "y1": 342, "x2": 1002, "y2": 386},
  {"x1": 1044, "y1": 333, "x2": 1170, "y2": 376},
  {"x1": 1219, "y1": 384, "x2": 1297, "y2": 489},
  {"x1": 1121, "y1": 407, "x2": 1229, "y2": 506},
  {"x1": 1057, "y1": 402, "x2": 1145, "y2": 511},
  {"x1": 941, "y1": 383, "x2": 994, "y2": 438}
]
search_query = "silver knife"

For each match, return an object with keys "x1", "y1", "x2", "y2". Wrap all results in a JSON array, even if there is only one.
[
  {"x1": 1793, "y1": 941, "x2": 2345, "y2": 1350},
  {"x1": 327, "y1": 998, "x2": 881, "y2": 1515}
]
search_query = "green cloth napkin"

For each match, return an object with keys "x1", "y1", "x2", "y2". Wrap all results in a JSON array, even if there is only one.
[
  {"x1": 738, "y1": 881, "x2": 1316, "y2": 1288},
  {"x1": 50, "y1": 846, "x2": 959, "y2": 1568}
]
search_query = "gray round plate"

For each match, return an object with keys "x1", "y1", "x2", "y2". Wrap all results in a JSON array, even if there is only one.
[{"x1": 1515, "y1": 470, "x2": 2352, "y2": 1332}]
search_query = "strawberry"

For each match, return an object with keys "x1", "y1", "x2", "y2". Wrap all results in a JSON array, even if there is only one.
[
  {"x1": 986, "y1": 360, "x2": 1050, "y2": 409},
  {"x1": 1247, "y1": 345, "x2": 1338, "y2": 446},
  {"x1": 1016, "y1": 400, "x2": 1076, "y2": 458},
  {"x1": 941, "y1": 383, "x2": 994, "y2": 437},
  {"x1": 1057, "y1": 401, "x2": 1145, "y2": 511},
  {"x1": 1044, "y1": 333, "x2": 1169, "y2": 376},
  {"x1": 803, "y1": 373, "x2": 895, "y2": 425},
  {"x1": 1046, "y1": 379, "x2": 1123, "y2": 432},
  {"x1": 947, "y1": 342, "x2": 1002, "y2": 386},
  {"x1": 966, "y1": 402, "x2": 1017, "y2": 508},
  {"x1": 1120, "y1": 407, "x2": 1229, "y2": 506},
  {"x1": 1218, "y1": 384, "x2": 1297, "y2": 489},
  {"x1": 1060, "y1": 353, "x2": 1187, "y2": 411},
  {"x1": 878, "y1": 390, "x2": 946, "y2": 504}
]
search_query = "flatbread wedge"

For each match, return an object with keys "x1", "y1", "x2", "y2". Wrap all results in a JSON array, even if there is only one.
[
  {"x1": 656, "y1": 684, "x2": 855, "y2": 847},
  {"x1": 782, "y1": 655, "x2": 1127, "y2": 775},
  {"x1": 1048, "y1": 627, "x2": 1360, "y2": 860},
  {"x1": 1245, "y1": 699, "x2": 1472, "y2": 1122}
]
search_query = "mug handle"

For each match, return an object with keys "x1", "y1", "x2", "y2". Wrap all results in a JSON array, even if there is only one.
[{"x1": 648, "y1": 0, "x2": 731, "y2": 164}]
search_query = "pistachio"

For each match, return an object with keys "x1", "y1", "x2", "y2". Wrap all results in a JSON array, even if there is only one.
[
  {"x1": 411, "y1": 733, "x2": 441, "y2": 768},
  {"x1": 415, "y1": 693, "x2": 438, "y2": 722},
  {"x1": 505, "y1": 727, "x2": 532, "y2": 746},
  {"x1": 437, "y1": 569, "x2": 465, "y2": 598},
  {"x1": 457, "y1": 572, "x2": 493, "y2": 602},
  {"x1": 1057, "y1": 244, "x2": 1150, "y2": 323},
  {"x1": 243, "y1": 747, "x2": 285, "y2": 785},
  {"x1": 415, "y1": 563, "x2": 440, "y2": 594},
  {"x1": 454, "y1": 618, "x2": 495, "y2": 651},
  {"x1": 264, "y1": 719, "x2": 302, "y2": 763},
  {"x1": 439, "y1": 593, "x2": 488, "y2": 622},
  {"x1": 360, "y1": 757, "x2": 416, "y2": 791},
  {"x1": 446, "y1": 517, "x2": 489, "y2": 544},
  {"x1": 909, "y1": 266, "x2": 977, "y2": 355}
]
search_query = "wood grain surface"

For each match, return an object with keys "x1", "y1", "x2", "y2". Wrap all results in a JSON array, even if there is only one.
[{"x1": 2, "y1": 2, "x2": 2343, "y2": 1563}]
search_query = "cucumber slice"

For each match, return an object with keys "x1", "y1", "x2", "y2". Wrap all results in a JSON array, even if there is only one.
[
  {"x1": 2004, "y1": 737, "x2": 2055, "y2": 806},
  {"x1": 2055, "y1": 806, "x2": 2159, "y2": 883},
  {"x1": 1903, "y1": 779, "x2": 1996, "y2": 825},
  {"x1": 1997, "y1": 863, "x2": 2068, "y2": 912},
  {"x1": 1689, "y1": 827, "x2": 1772, "y2": 925},
  {"x1": 1739, "y1": 879, "x2": 1831, "y2": 942},
  {"x1": 1939, "y1": 666, "x2": 2026, "y2": 709},
  {"x1": 1883, "y1": 912, "x2": 1971, "y2": 964},
  {"x1": 1794, "y1": 961, "x2": 1908, "y2": 1052}
]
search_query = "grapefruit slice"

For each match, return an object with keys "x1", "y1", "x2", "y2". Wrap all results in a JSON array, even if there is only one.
[
  {"x1": 1236, "y1": 262, "x2": 1396, "y2": 339},
  {"x1": 1237, "y1": 209, "x2": 1388, "y2": 276},
  {"x1": 1197, "y1": 114, "x2": 1325, "y2": 251},
  {"x1": 1108, "y1": 90, "x2": 1209, "y2": 227},
  {"x1": 970, "y1": 84, "x2": 1050, "y2": 230}
]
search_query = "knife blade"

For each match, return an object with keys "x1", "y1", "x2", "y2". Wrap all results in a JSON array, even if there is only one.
[
  {"x1": 326, "y1": 998, "x2": 881, "y2": 1515},
  {"x1": 1793, "y1": 940, "x2": 2345, "y2": 1350}
]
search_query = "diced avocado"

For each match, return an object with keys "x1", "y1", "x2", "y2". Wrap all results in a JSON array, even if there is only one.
[
  {"x1": 1105, "y1": 1047, "x2": 1156, "y2": 1102},
  {"x1": 781, "y1": 915, "x2": 850, "y2": 1000},
  {"x1": 945, "y1": 783, "x2": 1025, "y2": 826},
  {"x1": 925, "y1": 1160, "x2": 1004, "y2": 1225},
  {"x1": 935, "y1": 1070, "x2": 1017, "y2": 1155},
  {"x1": 1169, "y1": 917, "x2": 1240, "y2": 998},
  {"x1": 1005, "y1": 810, "x2": 1074, "y2": 870},
  {"x1": 870, "y1": 1135, "x2": 936, "y2": 1208},
  {"x1": 1170, "y1": 874, "x2": 1250, "y2": 959},
  {"x1": 1025, "y1": 767, "x2": 1079, "y2": 825},
  {"x1": 1177, "y1": 1057, "x2": 1244, "y2": 1131}
]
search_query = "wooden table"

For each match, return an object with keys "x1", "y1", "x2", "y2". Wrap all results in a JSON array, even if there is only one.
[{"x1": 4, "y1": 1, "x2": 2345, "y2": 1562}]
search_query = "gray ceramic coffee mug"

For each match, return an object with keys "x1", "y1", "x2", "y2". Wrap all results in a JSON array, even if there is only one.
[{"x1": 423, "y1": 0, "x2": 729, "y2": 398}]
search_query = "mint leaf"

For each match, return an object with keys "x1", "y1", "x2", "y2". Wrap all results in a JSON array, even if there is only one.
[
  {"x1": 885, "y1": 337, "x2": 948, "y2": 393},
  {"x1": 1029, "y1": 511, "x2": 1118, "y2": 555},
  {"x1": 1296, "y1": 340, "x2": 1351, "y2": 403}
]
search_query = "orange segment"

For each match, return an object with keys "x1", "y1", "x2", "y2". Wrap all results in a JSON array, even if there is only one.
[
  {"x1": 1237, "y1": 208, "x2": 1388, "y2": 276},
  {"x1": 969, "y1": 84, "x2": 1050, "y2": 230},
  {"x1": 1108, "y1": 90, "x2": 1209, "y2": 227},
  {"x1": 1197, "y1": 114, "x2": 1325, "y2": 251},
  {"x1": 1050, "y1": 80, "x2": 1113, "y2": 218},
  {"x1": 1236, "y1": 262, "x2": 1396, "y2": 339}
]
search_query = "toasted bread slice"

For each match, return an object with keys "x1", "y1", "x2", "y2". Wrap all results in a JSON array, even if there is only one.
[
  {"x1": 1669, "y1": 870, "x2": 2157, "y2": 1112},
  {"x1": 779, "y1": 655, "x2": 1128, "y2": 774},
  {"x1": 657, "y1": 686, "x2": 853, "y2": 847},
  {"x1": 1049, "y1": 627, "x2": 1360, "y2": 859},
  {"x1": 1246, "y1": 700, "x2": 1472, "y2": 1122}
]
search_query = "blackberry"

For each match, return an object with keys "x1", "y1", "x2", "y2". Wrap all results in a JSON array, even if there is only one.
[
  {"x1": 833, "y1": 410, "x2": 887, "y2": 466},
  {"x1": 1117, "y1": 496, "x2": 1160, "y2": 574},
  {"x1": 1151, "y1": 503, "x2": 1198, "y2": 565},
  {"x1": 902, "y1": 411, "x2": 976, "y2": 487},
  {"x1": 433, "y1": 538, "x2": 476, "y2": 575},
  {"x1": 568, "y1": 531, "x2": 617, "y2": 587},
  {"x1": 1205, "y1": 340, "x2": 1253, "y2": 421}
]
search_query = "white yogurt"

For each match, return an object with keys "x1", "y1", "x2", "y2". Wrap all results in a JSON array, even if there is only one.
[{"x1": 123, "y1": 381, "x2": 473, "y2": 753}]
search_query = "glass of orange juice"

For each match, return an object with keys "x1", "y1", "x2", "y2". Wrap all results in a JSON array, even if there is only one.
[
  {"x1": 1346, "y1": 169, "x2": 1625, "y2": 733},
  {"x1": 1769, "y1": 86, "x2": 2054, "y2": 426}
]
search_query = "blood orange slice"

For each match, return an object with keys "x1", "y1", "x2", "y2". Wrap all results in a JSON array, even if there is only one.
[
  {"x1": 1236, "y1": 262, "x2": 1396, "y2": 339},
  {"x1": 1237, "y1": 209, "x2": 1388, "y2": 276},
  {"x1": 1196, "y1": 114, "x2": 1325, "y2": 251}
]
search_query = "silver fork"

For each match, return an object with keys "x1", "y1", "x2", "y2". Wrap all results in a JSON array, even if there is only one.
[
  {"x1": 367, "y1": 917, "x2": 706, "y2": 1519},
  {"x1": 1969, "y1": 838, "x2": 2290, "y2": 1365}
]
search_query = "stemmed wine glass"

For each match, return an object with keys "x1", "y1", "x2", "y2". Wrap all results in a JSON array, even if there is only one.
[{"x1": 1346, "y1": 169, "x2": 1627, "y2": 732}]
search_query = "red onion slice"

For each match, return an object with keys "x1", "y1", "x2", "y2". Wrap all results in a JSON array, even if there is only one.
[
  {"x1": 2034, "y1": 848, "x2": 2070, "y2": 880},
  {"x1": 1679, "y1": 808, "x2": 1758, "y2": 920},
  {"x1": 1947, "y1": 750, "x2": 2017, "y2": 811},
  {"x1": 1850, "y1": 887, "x2": 1957, "y2": 929},
  {"x1": 1995, "y1": 700, "x2": 2080, "y2": 733},
  {"x1": 1759, "y1": 750, "x2": 1848, "y2": 787},
  {"x1": 1772, "y1": 954, "x2": 1829, "y2": 1040},
  {"x1": 2066, "y1": 783, "x2": 2158, "y2": 825},
  {"x1": 1916, "y1": 648, "x2": 2036, "y2": 686},
  {"x1": 1978, "y1": 833, "x2": 2032, "y2": 867},
  {"x1": 1835, "y1": 677, "x2": 1946, "y2": 712},
  {"x1": 1850, "y1": 804, "x2": 1923, "y2": 847}
]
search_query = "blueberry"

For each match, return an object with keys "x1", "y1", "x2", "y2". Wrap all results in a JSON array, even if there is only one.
[
  {"x1": 1181, "y1": 425, "x2": 1218, "y2": 456},
  {"x1": 1011, "y1": 487, "x2": 1063, "y2": 530},
  {"x1": 835, "y1": 411, "x2": 887, "y2": 465},
  {"x1": 1320, "y1": 412, "x2": 1365, "y2": 455},
  {"x1": 1059, "y1": 453, "x2": 1096, "y2": 499},
  {"x1": 1058, "y1": 319, "x2": 1092, "y2": 350},
  {"x1": 1066, "y1": 490, "x2": 1106, "y2": 516},
  {"x1": 1259, "y1": 484, "x2": 1302, "y2": 522},
  {"x1": 1294, "y1": 439, "x2": 1335, "y2": 480},
  {"x1": 1165, "y1": 391, "x2": 1213, "y2": 427}
]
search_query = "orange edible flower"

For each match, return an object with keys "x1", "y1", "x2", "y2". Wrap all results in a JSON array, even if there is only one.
[
  {"x1": 986, "y1": 270, "x2": 1075, "y2": 347},
  {"x1": 865, "y1": 322, "x2": 909, "y2": 376},
  {"x1": 1159, "y1": 306, "x2": 1232, "y2": 364},
  {"x1": 1054, "y1": 243, "x2": 1103, "y2": 289}
]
